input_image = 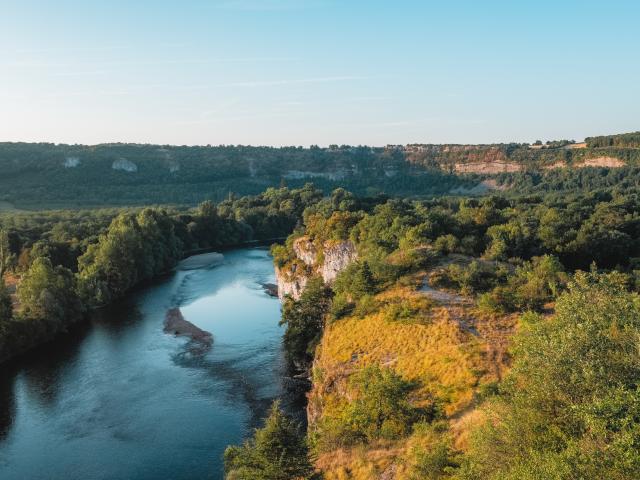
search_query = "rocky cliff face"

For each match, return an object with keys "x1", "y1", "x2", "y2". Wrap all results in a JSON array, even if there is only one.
[
  {"x1": 275, "y1": 263, "x2": 309, "y2": 301},
  {"x1": 275, "y1": 236, "x2": 357, "y2": 300}
]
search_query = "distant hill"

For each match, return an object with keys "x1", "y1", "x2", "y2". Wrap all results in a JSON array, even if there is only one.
[{"x1": 1, "y1": 132, "x2": 639, "y2": 208}]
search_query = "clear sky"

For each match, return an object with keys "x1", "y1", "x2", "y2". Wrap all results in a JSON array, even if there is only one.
[{"x1": 1, "y1": 0, "x2": 639, "y2": 146}]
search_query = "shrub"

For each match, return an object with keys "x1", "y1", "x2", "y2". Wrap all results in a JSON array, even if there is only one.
[
  {"x1": 280, "y1": 277, "x2": 332, "y2": 372},
  {"x1": 316, "y1": 365, "x2": 425, "y2": 450},
  {"x1": 224, "y1": 401, "x2": 314, "y2": 480},
  {"x1": 460, "y1": 272, "x2": 640, "y2": 479}
]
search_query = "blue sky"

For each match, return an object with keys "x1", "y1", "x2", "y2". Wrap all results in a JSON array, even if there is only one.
[{"x1": 1, "y1": 0, "x2": 639, "y2": 146}]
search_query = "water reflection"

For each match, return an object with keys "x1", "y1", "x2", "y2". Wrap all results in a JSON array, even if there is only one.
[
  {"x1": 0, "y1": 248, "x2": 291, "y2": 480},
  {"x1": 0, "y1": 372, "x2": 16, "y2": 440}
]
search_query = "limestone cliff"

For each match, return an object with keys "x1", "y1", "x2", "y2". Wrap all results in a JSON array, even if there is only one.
[{"x1": 275, "y1": 236, "x2": 357, "y2": 300}]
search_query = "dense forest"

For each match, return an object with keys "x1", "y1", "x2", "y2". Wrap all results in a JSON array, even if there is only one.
[
  {"x1": 225, "y1": 184, "x2": 640, "y2": 479},
  {"x1": 1, "y1": 132, "x2": 640, "y2": 209},
  {"x1": 0, "y1": 142, "x2": 468, "y2": 208},
  {"x1": 586, "y1": 130, "x2": 640, "y2": 148},
  {"x1": 0, "y1": 185, "x2": 323, "y2": 362},
  {"x1": 3, "y1": 136, "x2": 640, "y2": 478}
]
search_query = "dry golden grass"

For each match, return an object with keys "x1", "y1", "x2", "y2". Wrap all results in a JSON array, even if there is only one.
[
  {"x1": 315, "y1": 286, "x2": 484, "y2": 417},
  {"x1": 317, "y1": 422, "x2": 463, "y2": 480},
  {"x1": 316, "y1": 441, "x2": 401, "y2": 480},
  {"x1": 310, "y1": 282, "x2": 517, "y2": 478},
  {"x1": 449, "y1": 408, "x2": 487, "y2": 451}
]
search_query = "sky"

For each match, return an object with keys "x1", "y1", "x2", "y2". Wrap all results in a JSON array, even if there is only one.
[{"x1": 1, "y1": 0, "x2": 639, "y2": 146}]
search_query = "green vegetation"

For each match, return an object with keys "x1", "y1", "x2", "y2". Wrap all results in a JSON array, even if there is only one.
[
  {"x1": 4, "y1": 157, "x2": 640, "y2": 478},
  {"x1": 224, "y1": 401, "x2": 314, "y2": 480},
  {"x1": 272, "y1": 183, "x2": 640, "y2": 479},
  {"x1": 459, "y1": 272, "x2": 640, "y2": 479},
  {"x1": 280, "y1": 277, "x2": 332, "y2": 372},
  {"x1": 586, "y1": 131, "x2": 640, "y2": 148},
  {"x1": 316, "y1": 365, "x2": 426, "y2": 450},
  {"x1": 0, "y1": 185, "x2": 322, "y2": 362},
  {"x1": 0, "y1": 228, "x2": 15, "y2": 277},
  {"x1": 3, "y1": 133, "x2": 640, "y2": 209},
  {"x1": 0, "y1": 142, "x2": 468, "y2": 208},
  {"x1": 18, "y1": 257, "x2": 82, "y2": 325},
  {"x1": 0, "y1": 279, "x2": 11, "y2": 324}
]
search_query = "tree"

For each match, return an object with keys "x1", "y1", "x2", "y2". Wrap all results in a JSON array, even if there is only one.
[
  {"x1": 224, "y1": 401, "x2": 314, "y2": 480},
  {"x1": 0, "y1": 228, "x2": 16, "y2": 277},
  {"x1": 333, "y1": 261, "x2": 377, "y2": 301},
  {"x1": 280, "y1": 277, "x2": 332, "y2": 372},
  {"x1": 343, "y1": 365, "x2": 421, "y2": 442},
  {"x1": 0, "y1": 278, "x2": 12, "y2": 324},
  {"x1": 18, "y1": 257, "x2": 82, "y2": 325},
  {"x1": 460, "y1": 272, "x2": 640, "y2": 479}
]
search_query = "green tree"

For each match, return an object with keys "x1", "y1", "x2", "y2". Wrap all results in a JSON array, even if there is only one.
[
  {"x1": 280, "y1": 277, "x2": 332, "y2": 371},
  {"x1": 224, "y1": 401, "x2": 314, "y2": 480},
  {"x1": 18, "y1": 257, "x2": 82, "y2": 325},
  {"x1": 0, "y1": 278, "x2": 12, "y2": 324},
  {"x1": 0, "y1": 228, "x2": 16, "y2": 277},
  {"x1": 343, "y1": 365, "x2": 421, "y2": 442},
  {"x1": 460, "y1": 272, "x2": 640, "y2": 479},
  {"x1": 333, "y1": 261, "x2": 377, "y2": 301}
]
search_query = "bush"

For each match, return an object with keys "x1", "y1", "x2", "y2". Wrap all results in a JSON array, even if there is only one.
[
  {"x1": 479, "y1": 255, "x2": 567, "y2": 313},
  {"x1": 280, "y1": 277, "x2": 332, "y2": 372},
  {"x1": 431, "y1": 261, "x2": 501, "y2": 296},
  {"x1": 316, "y1": 365, "x2": 426, "y2": 450},
  {"x1": 404, "y1": 422, "x2": 458, "y2": 480},
  {"x1": 224, "y1": 401, "x2": 314, "y2": 480},
  {"x1": 434, "y1": 235, "x2": 459, "y2": 255},
  {"x1": 460, "y1": 272, "x2": 640, "y2": 479}
]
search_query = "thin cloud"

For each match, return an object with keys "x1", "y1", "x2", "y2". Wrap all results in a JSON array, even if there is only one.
[
  {"x1": 337, "y1": 121, "x2": 412, "y2": 129},
  {"x1": 172, "y1": 110, "x2": 299, "y2": 126},
  {"x1": 216, "y1": 0, "x2": 328, "y2": 11},
  {"x1": 15, "y1": 45, "x2": 130, "y2": 55},
  {"x1": 5, "y1": 57, "x2": 297, "y2": 70},
  {"x1": 50, "y1": 70, "x2": 110, "y2": 77},
  {"x1": 211, "y1": 75, "x2": 367, "y2": 88}
]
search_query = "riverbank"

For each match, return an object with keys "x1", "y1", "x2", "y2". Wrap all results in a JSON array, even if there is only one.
[
  {"x1": 0, "y1": 238, "x2": 284, "y2": 367},
  {"x1": 0, "y1": 248, "x2": 287, "y2": 480}
]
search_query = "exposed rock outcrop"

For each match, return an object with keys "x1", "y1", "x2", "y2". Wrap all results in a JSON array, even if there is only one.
[
  {"x1": 578, "y1": 156, "x2": 625, "y2": 168},
  {"x1": 453, "y1": 161, "x2": 522, "y2": 174},
  {"x1": 112, "y1": 158, "x2": 138, "y2": 172},
  {"x1": 275, "y1": 263, "x2": 309, "y2": 301},
  {"x1": 63, "y1": 157, "x2": 80, "y2": 168},
  {"x1": 275, "y1": 236, "x2": 357, "y2": 300},
  {"x1": 261, "y1": 283, "x2": 279, "y2": 297}
]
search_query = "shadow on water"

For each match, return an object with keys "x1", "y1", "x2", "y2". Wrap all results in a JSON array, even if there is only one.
[
  {"x1": 0, "y1": 248, "x2": 304, "y2": 480},
  {"x1": 170, "y1": 337, "x2": 307, "y2": 430},
  {"x1": 0, "y1": 373, "x2": 16, "y2": 441},
  {"x1": 0, "y1": 300, "x2": 146, "y2": 442},
  {"x1": 0, "y1": 320, "x2": 92, "y2": 416},
  {"x1": 171, "y1": 348, "x2": 274, "y2": 429}
]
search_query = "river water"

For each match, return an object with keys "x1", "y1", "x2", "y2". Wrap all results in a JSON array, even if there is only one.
[{"x1": 0, "y1": 248, "x2": 288, "y2": 480}]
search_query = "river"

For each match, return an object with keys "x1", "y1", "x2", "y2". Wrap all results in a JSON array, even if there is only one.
[{"x1": 0, "y1": 248, "x2": 290, "y2": 480}]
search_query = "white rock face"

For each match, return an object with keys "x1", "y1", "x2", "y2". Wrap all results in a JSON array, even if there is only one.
[
  {"x1": 284, "y1": 170, "x2": 346, "y2": 181},
  {"x1": 276, "y1": 236, "x2": 357, "y2": 300},
  {"x1": 320, "y1": 241, "x2": 358, "y2": 283},
  {"x1": 63, "y1": 157, "x2": 81, "y2": 168},
  {"x1": 112, "y1": 158, "x2": 138, "y2": 172},
  {"x1": 275, "y1": 265, "x2": 309, "y2": 301},
  {"x1": 293, "y1": 237, "x2": 317, "y2": 266}
]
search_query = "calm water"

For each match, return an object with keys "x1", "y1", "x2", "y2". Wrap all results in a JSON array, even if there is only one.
[{"x1": 0, "y1": 248, "x2": 288, "y2": 480}]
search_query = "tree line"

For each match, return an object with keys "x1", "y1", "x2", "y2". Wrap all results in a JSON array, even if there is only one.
[
  {"x1": 230, "y1": 186, "x2": 640, "y2": 479},
  {"x1": 0, "y1": 185, "x2": 323, "y2": 362}
]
